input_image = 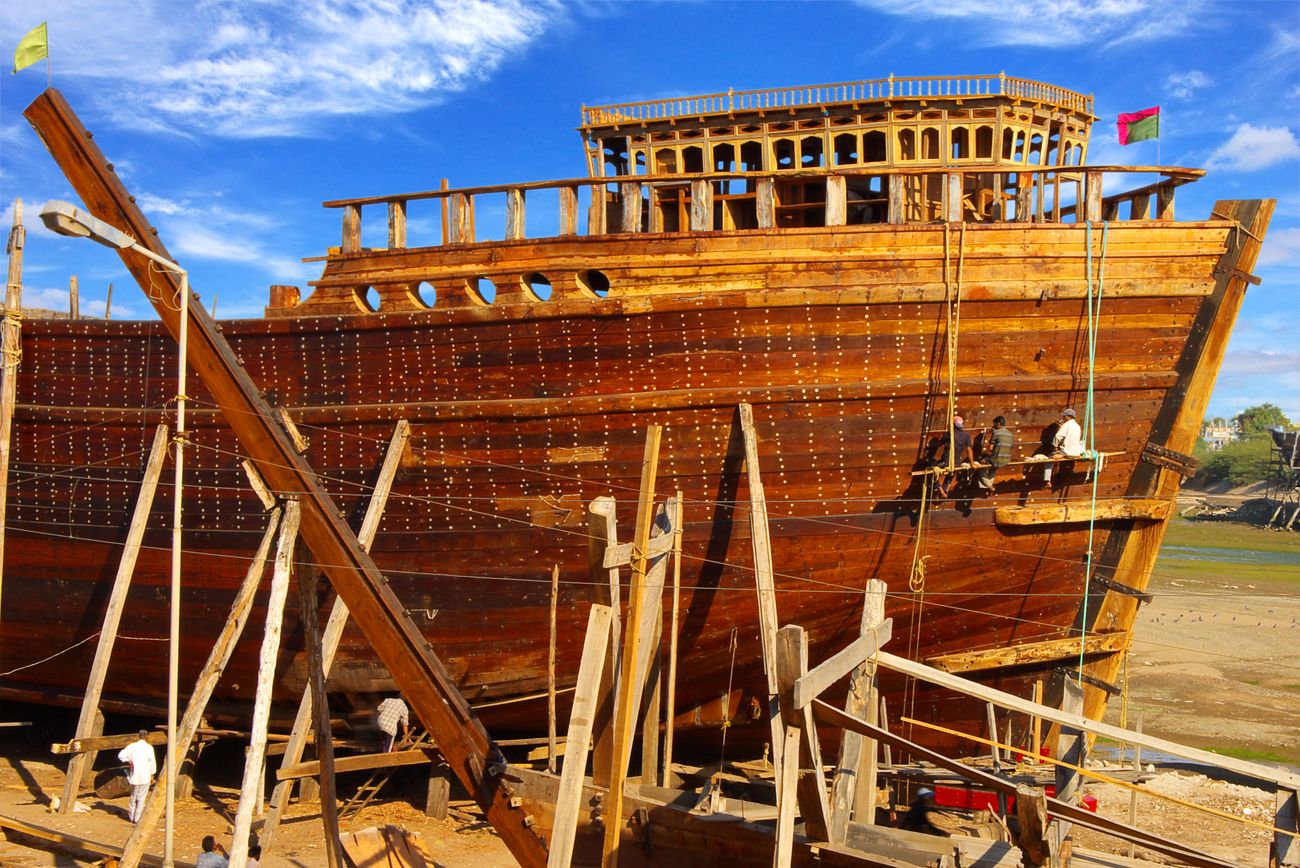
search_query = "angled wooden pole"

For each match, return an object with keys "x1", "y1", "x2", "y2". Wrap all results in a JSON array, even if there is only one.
[
  {"x1": 775, "y1": 625, "x2": 831, "y2": 843},
  {"x1": 298, "y1": 565, "x2": 342, "y2": 868},
  {"x1": 60, "y1": 423, "x2": 169, "y2": 813},
  {"x1": 661, "y1": 493, "x2": 683, "y2": 787},
  {"x1": 738, "y1": 403, "x2": 784, "y2": 773},
  {"x1": 231, "y1": 499, "x2": 301, "y2": 867},
  {"x1": 600, "y1": 424, "x2": 660, "y2": 868},
  {"x1": 68, "y1": 274, "x2": 79, "y2": 319},
  {"x1": 547, "y1": 604, "x2": 613, "y2": 868},
  {"x1": 0, "y1": 198, "x2": 26, "y2": 620},
  {"x1": 586, "y1": 496, "x2": 621, "y2": 789},
  {"x1": 548, "y1": 563, "x2": 559, "y2": 775},
  {"x1": 262, "y1": 419, "x2": 409, "y2": 851},
  {"x1": 120, "y1": 508, "x2": 283, "y2": 867},
  {"x1": 830, "y1": 578, "x2": 886, "y2": 840}
]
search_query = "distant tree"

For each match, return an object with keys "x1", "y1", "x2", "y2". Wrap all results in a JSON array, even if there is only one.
[
  {"x1": 1234, "y1": 403, "x2": 1292, "y2": 438},
  {"x1": 1200, "y1": 436, "x2": 1272, "y2": 485}
]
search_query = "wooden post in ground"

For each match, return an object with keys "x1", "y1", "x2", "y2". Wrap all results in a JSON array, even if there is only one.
[
  {"x1": 600, "y1": 425, "x2": 660, "y2": 868},
  {"x1": 638, "y1": 500, "x2": 674, "y2": 786},
  {"x1": 1052, "y1": 675, "x2": 1085, "y2": 859},
  {"x1": 262, "y1": 419, "x2": 409, "y2": 852},
  {"x1": 548, "y1": 604, "x2": 613, "y2": 868},
  {"x1": 425, "y1": 761, "x2": 451, "y2": 820},
  {"x1": 830, "y1": 578, "x2": 886, "y2": 840},
  {"x1": 738, "y1": 403, "x2": 785, "y2": 774},
  {"x1": 60, "y1": 424, "x2": 170, "y2": 813},
  {"x1": 0, "y1": 198, "x2": 26, "y2": 619},
  {"x1": 773, "y1": 624, "x2": 832, "y2": 865},
  {"x1": 1015, "y1": 783, "x2": 1052, "y2": 866},
  {"x1": 298, "y1": 565, "x2": 342, "y2": 868},
  {"x1": 1275, "y1": 788, "x2": 1300, "y2": 868},
  {"x1": 548, "y1": 564, "x2": 559, "y2": 775},
  {"x1": 119, "y1": 509, "x2": 283, "y2": 867},
  {"x1": 230, "y1": 499, "x2": 301, "y2": 867},
  {"x1": 1032, "y1": 679, "x2": 1044, "y2": 762},
  {"x1": 662, "y1": 493, "x2": 683, "y2": 788},
  {"x1": 587, "y1": 496, "x2": 621, "y2": 789},
  {"x1": 1128, "y1": 716, "x2": 1143, "y2": 859}
]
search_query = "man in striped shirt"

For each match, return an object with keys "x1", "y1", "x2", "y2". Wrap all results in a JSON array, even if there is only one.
[{"x1": 376, "y1": 696, "x2": 410, "y2": 752}]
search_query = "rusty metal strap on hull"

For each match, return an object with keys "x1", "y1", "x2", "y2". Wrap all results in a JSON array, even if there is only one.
[
  {"x1": 1091, "y1": 571, "x2": 1155, "y2": 604},
  {"x1": 22, "y1": 88, "x2": 547, "y2": 867},
  {"x1": 1141, "y1": 441, "x2": 1199, "y2": 477},
  {"x1": 1057, "y1": 668, "x2": 1122, "y2": 697}
]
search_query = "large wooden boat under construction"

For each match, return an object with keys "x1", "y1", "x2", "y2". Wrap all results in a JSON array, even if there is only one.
[{"x1": 0, "y1": 75, "x2": 1274, "y2": 761}]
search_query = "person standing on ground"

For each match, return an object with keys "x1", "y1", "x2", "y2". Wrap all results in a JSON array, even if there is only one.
[
  {"x1": 376, "y1": 695, "x2": 410, "y2": 752},
  {"x1": 117, "y1": 729, "x2": 156, "y2": 824},
  {"x1": 977, "y1": 416, "x2": 1014, "y2": 491}
]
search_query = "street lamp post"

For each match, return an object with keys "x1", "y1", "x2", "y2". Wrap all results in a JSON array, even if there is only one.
[{"x1": 41, "y1": 201, "x2": 188, "y2": 867}]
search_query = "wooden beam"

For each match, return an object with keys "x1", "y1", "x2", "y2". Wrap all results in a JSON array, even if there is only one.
[
  {"x1": 1053, "y1": 675, "x2": 1085, "y2": 853},
  {"x1": 277, "y1": 749, "x2": 434, "y2": 781},
  {"x1": 792, "y1": 619, "x2": 892, "y2": 710},
  {"x1": 342, "y1": 205, "x2": 361, "y2": 254},
  {"x1": 825, "y1": 175, "x2": 846, "y2": 226},
  {"x1": 738, "y1": 402, "x2": 785, "y2": 774},
  {"x1": 387, "y1": 200, "x2": 407, "y2": 250},
  {"x1": 926, "y1": 631, "x2": 1129, "y2": 674},
  {"x1": 775, "y1": 625, "x2": 832, "y2": 842},
  {"x1": 756, "y1": 178, "x2": 775, "y2": 229},
  {"x1": 1156, "y1": 183, "x2": 1175, "y2": 220},
  {"x1": 558, "y1": 186, "x2": 578, "y2": 237},
  {"x1": 0, "y1": 813, "x2": 191, "y2": 867},
  {"x1": 772, "y1": 725, "x2": 803, "y2": 868},
  {"x1": 661, "y1": 494, "x2": 683, "y2": 787},
  {"x1": 887, "y1": 174, "x2": 904, "y2": 224},
  {"x1": 1276, "y1": 788, "x2": 1299, "y2": 868},
  {"x1": 831, "y1": 579, "x2": 886, "y2": 842},
  {"x1": 548, "y1": 564, "x2": 559, "y2": 775},
  {"x1": 1015, "y1": 784, "x2": 1052, "y2": 866},
  {"x1": 59, "y1": 422, "x2": 170, "y2": 813},
  {"x1": 945, "y1": 173, "x2": 962, "y2": 222},
  {"x1": 547, "y1": 604, "x2": 613, "y2": 868},
  {"x1": 1083, "y1": 171, "x2": 1103, "y2": 222},
  {"x1": 506, "y1": 188, "x2": 526, "y2": 240},
  {"x1": 995, "y1": 497, "x2": 1170, "y2": 526},
  {"x1": 0, "y1": 199, "x2": 25, "y2": 618},
  {"x1": 298, "y1": 566, "x2": 343, "y2": 868},
  {"x1": 231, "y1": 500, "x2": 300, "y2": 865},
  {"x1": 53, "y1": 730, "x2": 167, "y2": 756},
  {"x1": 689, "y1": 179, "x2": 712, "y2": 231},
  {"x1": 120, "y1": 509, "x2": 283, "y2": 866},
  {"x1": 874, "y1": 650, "x2": 1300, "y2": 790},
  {"x1": 620, "y1": 182, "x2": 642, "y2": 233},
  {"x1": 812, "y1": 701, "x2": 1235, "y2": 868},
  {"x1": 600, "y1": 424, "x2": 660, "y2": 867},
  {"x1": 586, "y1": 495, "x2": 621, "y2": 790},
  {"x1": 262, "y1": 419, "x2": 410, "y2": 852},
  {"x1": 69, "y1": 274, "x2": 79, "y2": 319},
  {"x1": 1015, "y1": 172, "x2": 1033, "y2": 223}
]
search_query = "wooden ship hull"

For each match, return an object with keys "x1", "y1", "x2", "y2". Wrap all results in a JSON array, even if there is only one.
[{"x1": 0, "y1": 76, "x2": 1275, "y2": 760}]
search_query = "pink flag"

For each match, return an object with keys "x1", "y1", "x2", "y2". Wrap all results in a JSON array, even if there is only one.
[{"x1": 1118, "y1": 106, "x2": 1160, "y2": 145}]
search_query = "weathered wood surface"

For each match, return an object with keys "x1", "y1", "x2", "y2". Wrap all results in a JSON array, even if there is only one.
[
  {"x1": 1, "y1": 88, "x2": 1274, "y2": 765},
  {"x1": 926, "y1": 631, "x2": 1129, "y2": 673},
  {"x1": 994, "y1": 497, "x2": 1170, "y2": 525}
]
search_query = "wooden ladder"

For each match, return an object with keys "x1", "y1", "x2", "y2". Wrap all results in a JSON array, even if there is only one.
[{"x1": 339, "y1": 729, "x2": 434, "y2": 819}]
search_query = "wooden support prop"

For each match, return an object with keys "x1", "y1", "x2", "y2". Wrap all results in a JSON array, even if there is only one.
[
  {"x1": 887, "y1": 174, "x2": 904, "y2": 224},
  {"x1": 812, "y1": 701, "x2": 1235, "y2": 868},
  {"x1": 1052, "y1": 675, "x2": 1084, "y2": 856},
  {"x1": 791, "y1": 618, "x2": 892, "y2": 710},
  {"x1": 69, "y1": 274, "x2": 79, "y2": 319},
  {"x1": 756, "y1": 177, "x2": 776, "y2": 229},
  {"x1": 1276, "y1": 788, "x2": 1300, "y2": 868},
  {"x1": 387, "y1": 200, "x2": 407, "y2": 250},
  {"x1": 505, "y1": 188, "x2": 526, "y2": 240},
  {"x1": 241, "y1": 459, "x2": 276, "y2": 510},
  {"x1": 425, "y1": 761, "x2": 451, "y2": 820},
  {"x1": 825, "y1": 175, "x2": 847, "y2": 226},
  {"x1": 277, "y1": 749, "x2": 433, "y2": 780},
  {"x1": 662, "y1": 493, "x2": 683, "y2": 788},
  {"x1": 0, "y1": 199, "x2": 25, "y2": 617},
  {"x1": 738, "y1": 402, "x2": 785, "y2": 774},
  {"x1": 986, "y1": 703, "x2": 1002, "y2": 773},
  {"x1": 104, "y1": 281, "x2": 113, "y2": 319},
  {"x1": 120, "y1": 509, "x2": 283, "y2": 867},
  {"x1": 1016, "y1": 784, "x2": 1052, "y2": 866},
  {"x1": 873, "y1": 650, "x2": 1300, "y2": 791},
  {"x1": 773, "y1": 725, "x2": 803, "y2": 868},
  {"x1": 1128, "y1": 717, "x2": 1142, "y2": 859},
  {"x1": 1156, "y1": 183, "x2": 1175, "y2": 220},
  {"x1": 231, "y1": 500, "x2": 301, "y2": 867},
  {"x1": 830, "y1": 579, "x2": 886, "y2": 842},
  {"x1": 450, "y1": 192, "x2": 471, "y2": 243},
  {"x1": 620, "y1": 182, "x2": 642, "y2": 233},
  {"x1": 945, "y1": 173, "x2": 963, "y2": 222},
  {"x1": 558, "y1": 185, "x2": 578, "y2": 236},
  {"x1": 275, "y1": 406, "x2": 309, "y2": 453},
  {"x1": 53, "y1": 731, "x2": 167, "y2": 755},
  {"x1": 548, "y1": 604, "x2": 613, "y2": 868},
  {"x1": 0, "y1": 813, "x2": 187, "y2": 868},
  {"x1": 689, "y1": 179, "x2": 712, "y2": 231},
  {"x1": 1016, "y1": 172, "x2": 1034, "y2": 223},
  {"x1": 587, "y1": 495, "x2": 621, "y2": 789},
  {"x1": 299, "y1": 566, "x2": 343, "y2": 868},
  {"x1": 548, "y1": 564, "x2": 559, "y2": 775},
  {"x1": 262, "y1": 419, "x2": 409, "y2": 851},
  {"x1": 600, "y1": 424, "x2": 660, "y2": 868},
  {"x1": 994, "y1": 498, "x2": 1169, "y2": 526},
  {"x1": 928, "y1": 631, "x2": 1129, "y2": 674},
  {"x1": 60, "y1": 423, "x2": 170, "y2": 813},
  {"x1": 775, "y1": 625, "x2": 832, "y2": 843},
  {"x1": 1032, "y1": 680, "x2": 1043, "y2": 763}
]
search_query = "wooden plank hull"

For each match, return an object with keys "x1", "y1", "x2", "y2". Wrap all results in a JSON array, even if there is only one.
[{"x1": 0, "y1": 215, "x2": 1266, "y2": 756}]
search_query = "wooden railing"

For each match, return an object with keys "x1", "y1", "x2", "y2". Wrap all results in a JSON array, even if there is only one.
[
  {"x1": 580, "y1": 74, "x2": 1094, "y2": 126},
  {"x1": 318, "y1": 165, "x2": 1200, "y2": 257}
]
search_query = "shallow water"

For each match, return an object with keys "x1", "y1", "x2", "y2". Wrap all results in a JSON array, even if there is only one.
[{"x1": 1157, "y1": 545, "x2": 1300, "y2": 567}]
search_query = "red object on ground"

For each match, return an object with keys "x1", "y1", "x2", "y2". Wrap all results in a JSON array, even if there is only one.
[{"x1": 932, "y1": 784, "x2": 1098, "y2": 813}]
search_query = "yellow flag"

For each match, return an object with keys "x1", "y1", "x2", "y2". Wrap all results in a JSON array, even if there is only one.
[{"x1": 12, "y1": 22, "x2": 48, "y2": 74}]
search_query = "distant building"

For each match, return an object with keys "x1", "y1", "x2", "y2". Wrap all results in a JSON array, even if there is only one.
[{"x1": 1201, "y1": 423, "x2": 1237, "y2": 450}]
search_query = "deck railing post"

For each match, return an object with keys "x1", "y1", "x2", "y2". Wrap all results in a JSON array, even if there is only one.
[
  {"x1": 342, "y1": 205, "x2": 361, "y2": 253},
  {"x1": 1157, "y1": 182, "x2": 1176, "y2": 220},
  {"x1": 387, "y1": 200, "x2": 407, "y2": 250},
  {"x1": 756, "y1": 178, "x2": 776, "y2": 229},
  {"x1": 690, "y1": 179, "x2": 713, "y2": 231},
  {"x1": 620, "y1": 181, "x2": 642, "y2": 233},
  {"x1": 887, "y1": 174, "x2": 905, "y2": 225},
  {"x1": 825, "y1": 174, "x2": 847, "y2": 226},
  {"x1": 1084, "y1": 171, "x2": 1104, "y2": 222},
  {"x1": 450, "y1": 193, "x2": 471, "y2": 244},
  {"x1": 505, "y1": 188, "x2": 526, "y2": 240},
  {"x1": 559, "y1": 186, "x2": 578, "y2": 236}
]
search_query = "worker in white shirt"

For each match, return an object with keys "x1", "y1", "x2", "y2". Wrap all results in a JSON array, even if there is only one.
[
  {"x1": 1052, "y1": 408, "x2": 1084, "y2": 457},
  {"x1": 376, "y1": 696, "x2": 410, "y2": 752},
  {"x1": 117, "y1": 729, "x2": 156, "y2": 823}
]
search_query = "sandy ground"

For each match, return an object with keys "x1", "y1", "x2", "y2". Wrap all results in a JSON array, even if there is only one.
[{"x1": 3, "y1": 516, "x2": 1296, "y2": 866}]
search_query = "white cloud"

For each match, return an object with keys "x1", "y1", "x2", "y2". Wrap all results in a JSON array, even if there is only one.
[
  {"x1": 852, "y1": 0, "x2": 1207, "y2": 47},
  {"x1": 1165, "y1": 70, "x2": 1211, "y2": 100},
  {"x1": 1258, "y1": 227, "x2": 1300, "y2": 268},
  {"x1": 2, "y1": 0, "x2": 562, "y2": 139},
  {"x1": 1221, "y1": 348, "x2": 1300, "y2": 377},
  {"x1": 1206, "y1": 124, "x2": 1300, "y2": 172}
]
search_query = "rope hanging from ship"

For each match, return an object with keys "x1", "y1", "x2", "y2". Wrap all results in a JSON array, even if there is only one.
[{"x1": 1078, "y1": 219, "x2": 1110, "y2": 678}]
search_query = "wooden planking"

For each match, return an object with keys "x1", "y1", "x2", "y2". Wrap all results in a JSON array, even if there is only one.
[
  {"x1": 994, "y1": 497, "x2": 1170, "y2": 526},
  {"x1": 277, "y1": 749, "x2": 434, "y2": 780},
  {"x1": 927, "y1": 631, "x2": 1129, "y2": 673}
]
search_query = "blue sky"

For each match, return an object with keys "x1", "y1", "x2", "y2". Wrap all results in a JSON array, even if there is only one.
[{"x1": 2, "y1": 0, "x2": 1297, "y2": 422}]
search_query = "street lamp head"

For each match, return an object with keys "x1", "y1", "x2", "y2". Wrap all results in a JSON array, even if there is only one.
[{"x1": 39, "y1": 200, "x2": 135, "y2": 250}]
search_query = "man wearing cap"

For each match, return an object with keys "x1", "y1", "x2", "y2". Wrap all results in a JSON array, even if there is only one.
[
  {"x1": 935, "y1": 416, "x2": 973, "y2": 497},
  {"x1": 898, "y1": 786, "x2": 944, "y2": 835},
  {"x1": 1052, "y1": 408, "x2": 1083, "y2": 458}
]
